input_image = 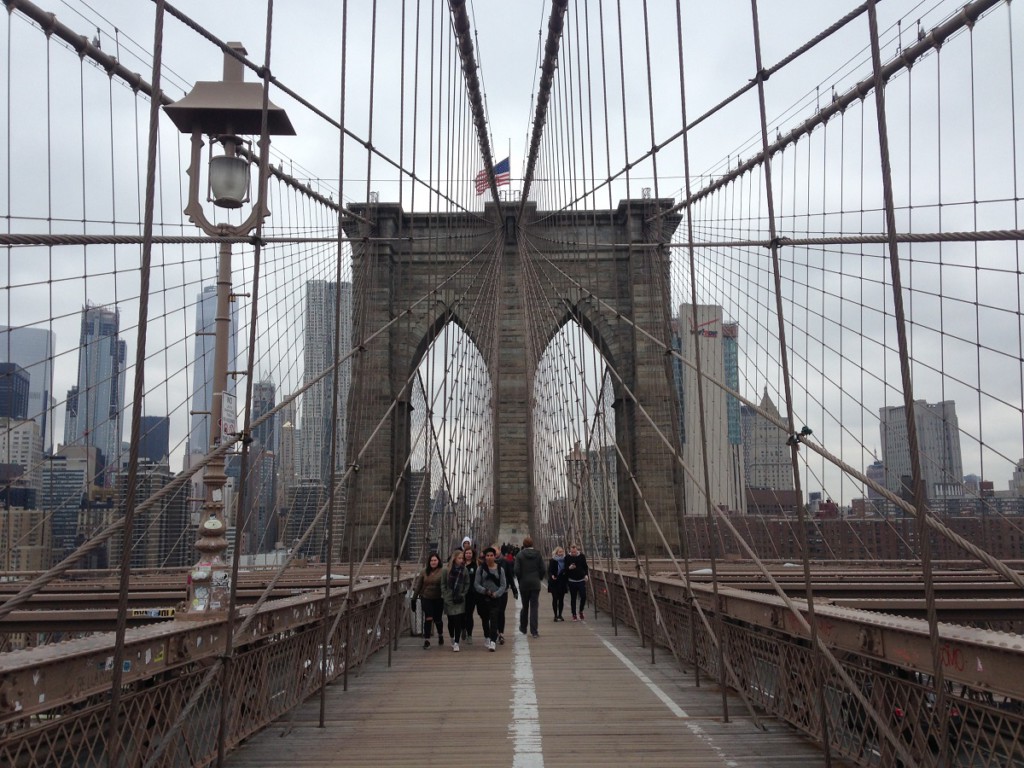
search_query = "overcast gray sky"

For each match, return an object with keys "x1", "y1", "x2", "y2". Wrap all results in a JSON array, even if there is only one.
[{"x1": 2, "y1": 0, "x2": 1022, "y2": 512}]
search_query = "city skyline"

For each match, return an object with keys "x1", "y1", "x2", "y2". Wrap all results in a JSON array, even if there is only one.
[{"x1": 1, "y1": 294, "x2": 1017, "y2": 522}]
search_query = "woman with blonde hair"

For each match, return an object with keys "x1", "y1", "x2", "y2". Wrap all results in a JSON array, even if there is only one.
[{"x1": 547, "y1": 546, "x2": 568, "y2": 621}]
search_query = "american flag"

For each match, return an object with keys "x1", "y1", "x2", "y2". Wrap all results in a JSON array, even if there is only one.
[{"x1": 475, "y1": 157, "x2": 510, "y2": 195}]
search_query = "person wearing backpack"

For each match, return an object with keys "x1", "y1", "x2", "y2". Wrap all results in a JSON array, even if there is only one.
[
  {"x1": 474, "y1": 547, "x2": 507, "y2": 651},
  {"x1": 514, "y1": 535, "x2": 546, "y2": 638}
]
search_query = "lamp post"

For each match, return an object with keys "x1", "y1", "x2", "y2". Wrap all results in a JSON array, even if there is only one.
[{"x1": 165, "y1": 43, "x2": 293, "y2": 618}]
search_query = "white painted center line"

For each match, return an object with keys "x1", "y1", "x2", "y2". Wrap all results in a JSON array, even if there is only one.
[
  {"x1": 510, "y1": 597, "x2": 544, "y2": 767},
  {"x1": 598, "y1": 634, "x2": 689, "y2": 718},
  {"x1": 597, "y1": 633, "x2": 739, "y2": 766}
]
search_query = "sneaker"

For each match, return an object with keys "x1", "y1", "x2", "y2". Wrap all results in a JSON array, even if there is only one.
[
  {"x1": 465, "y1": 635, "x2": 473, "y2": 645},
  {"x1": 571, "y1": 615, "x2": 578, "y2": 622},
  {"x1": 580, "y1": 612, "x2": 585, "y2": 622},
  {"x1": 519, "y1": 626, "x2": 527, "y2": 635},
  {"x1": 488, "y1": 640, "x2": 496, "y2": 652},
  {"x1": 452, "y1": 642, "x2": 460, "y2": 652},
  {"x1": 498, "y1": 633, "x2": 505, "y2": 645},
  {"x1": 531, "y1": 632, "x2": 539, "y2": 638},
  {"x1": 423, "y1": 639, "x2": 430, "y2": 649}
]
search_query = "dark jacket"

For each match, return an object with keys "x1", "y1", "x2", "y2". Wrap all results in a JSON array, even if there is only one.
[
  {"x1": 463, "y1": 557, "x2": 478, "y2": 607},
  {"x1": 565, "y1": 552, "x2": 589, "y2": 583},
  {"x1": 440, "y1": 565, "x2": 471, "y2": 616},
  {"x1": 501, "y1": 555, "x2": 519, "y2": 599},
  {"x1": 413, "y1": 566, "x2": 443, "y2": 600},
  {"x1": 547, "y1": 556, "x2": 568, "y2": 594},
  {"x1": 514, "y1": 546, "x2": 546, "y2": 592},
  {"x1": 474, "y1": 563, "x2": 507, "y2": 599}
]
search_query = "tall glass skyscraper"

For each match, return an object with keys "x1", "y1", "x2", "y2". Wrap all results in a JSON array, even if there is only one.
[
  {"x1": 188, "y1": 284, "x2": 237, "y2": 458},
  {"x1": 0, "y1": 326, "x2": 56, "y2": 452},
  {"x1": 63, "y1": 305, "x2": 126, "y2": 485},
  {"x1": 299, "y1": 280, "x2": 352, "y2": 483},
  {"x1": 675, "y1": 304, "x2": 745, "y2": 515},
  {"x1": 138, "y1": 415, "x2": 171, "y2": 465}
]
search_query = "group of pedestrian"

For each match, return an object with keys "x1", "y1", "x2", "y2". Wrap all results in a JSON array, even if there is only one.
[
  {"x1": 411, "y1": 536, "x2": 591, "y2": 652},
  {"x1": 411, "y1": 538, "x2": 520, "y2": 652},
  {"x1": 552, "y1": 543, "x2": 589, "y2": 622}
]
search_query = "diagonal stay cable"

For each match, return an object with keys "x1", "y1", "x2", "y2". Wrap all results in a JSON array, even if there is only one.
[
  {"x1": 527, "y1": 241, "x2": 1024, "y2": 590},
  {"x1": 518, "y1": 0, "x2": 569, "y2": 216},
  {"x1": 447, "y1": 0, "x2": 502, "y2": 209}
]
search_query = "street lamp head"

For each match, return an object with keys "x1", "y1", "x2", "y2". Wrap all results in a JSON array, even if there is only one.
[
  {"x1": 163, "y1": 43, "x2": 295, "y2": 235},
  {"x1": 208, "y1": 136, "x2": 250, "y2": 209}
]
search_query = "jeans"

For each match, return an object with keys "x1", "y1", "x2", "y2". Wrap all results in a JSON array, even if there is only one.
[
  {"x1": 421, "y1": 597, "x2": 444, "y2": 639},
  {"x1": 497, "y1": 592, "x2": 511, "y2": 634},
  {"x1": 478, "y1": 596, "x2": 502, "y2": 642},
  {"x1": 462, "y1": 593, "x2": 476, "y2": 638},
  {"x1": 568, "y1": 580, "x2": 587, "y2": 617},
  {"x1": 519, "y1": 588, "x2": 540, "y2": 635},
  {"x1": 446, "y1": 613, "x2": 465, "y2": 642}
]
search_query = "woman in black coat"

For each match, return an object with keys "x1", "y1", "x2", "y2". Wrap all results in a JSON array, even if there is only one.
[{"x1": 547, "y1": 546, "x2": 568, "y2": 621}]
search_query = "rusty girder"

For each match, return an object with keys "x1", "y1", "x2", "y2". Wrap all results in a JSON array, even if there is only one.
[{"x1": 0, "y1": 576, "x2": 410, "y2": 726}]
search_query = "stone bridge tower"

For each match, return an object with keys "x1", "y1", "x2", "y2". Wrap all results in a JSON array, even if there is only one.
[{"x1": 343, "y1": 198, "x2": 682, "y2": 559}]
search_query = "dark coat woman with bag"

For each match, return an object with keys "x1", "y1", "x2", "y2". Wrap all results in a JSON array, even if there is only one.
[{"x1": 547, "y1": 546, "x2": 568, "y2": 621}]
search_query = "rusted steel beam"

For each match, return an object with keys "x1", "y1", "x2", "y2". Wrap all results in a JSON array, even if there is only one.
[
  {"x1": 0, "y1": 607, "x2": 176, "y2": 633},
  {"x1": 614, "y1": 570, "x2": 1024, "y2": 702},
  {"x1": 826, "y1": 598, "x2": 1024, "y2": 622},
  {"x1": 0, "y1": 576, "x2": 410, "y2": 722}
]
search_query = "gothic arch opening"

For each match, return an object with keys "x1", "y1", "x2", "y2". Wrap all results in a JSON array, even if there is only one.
[
  {"x1": 407, "y1": 318, "x2": 494, "y2": 562},
  {"x1": 532, "y1": 318, "x2": 620, "y2": 557}
]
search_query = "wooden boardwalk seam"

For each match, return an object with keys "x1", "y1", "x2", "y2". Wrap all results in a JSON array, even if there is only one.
[{"x1": 226, "y1": 601, "x2": 844, "y2": 767}]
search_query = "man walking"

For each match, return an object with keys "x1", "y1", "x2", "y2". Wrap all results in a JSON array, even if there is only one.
[
  {"x1": 474, "y1": 547, "x2": 507, "y2": 651},
  {"x1": 514, "y1": 536, "x2": 546, "y2": 638}
]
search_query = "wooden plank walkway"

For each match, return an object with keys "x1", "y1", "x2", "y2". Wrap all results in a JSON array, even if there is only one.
[{"x1": 226, "y1": 601, "x2": 846, "y2": 767}]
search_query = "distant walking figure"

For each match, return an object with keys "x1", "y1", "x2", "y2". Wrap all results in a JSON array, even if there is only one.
[
  {"x1": 547, "y1": 546, "x2": 568, "y2": 621},
  {"x1": 497, "y1": 547, "x2": 519, "y2": 644},
  {"x1": 461, "y1": 547, "x2": 478, "y2": 645},
  {"x1": 514, "y1": 536, "x2": 546, "y2": 637},
  {"x1": 565, "y1": 543, "x2": 590, "y2": 621},
  {"x1": 412, "y1": 552, "x2": 445, "y2": 647}
]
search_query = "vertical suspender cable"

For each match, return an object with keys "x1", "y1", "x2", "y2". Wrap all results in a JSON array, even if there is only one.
[
  {"x1": 865, "y1": 2, "x2": 949, "y2": 762},
  {"x1": 747, "y1": 0, "x2": 831, "y2": 758},
  {"x1": 107, "y1": 2, "x2": 165, "y2": 764}
]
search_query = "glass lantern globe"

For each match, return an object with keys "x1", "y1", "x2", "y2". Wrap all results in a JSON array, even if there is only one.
[{"x1": 208, "y1": 152, "x2": 250, "y2": 209}]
